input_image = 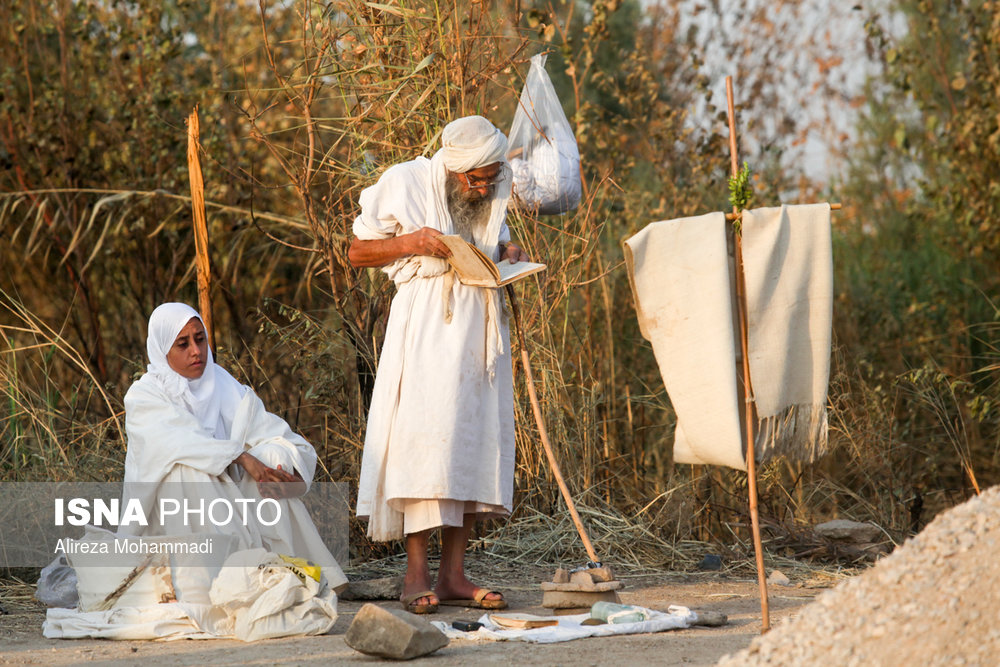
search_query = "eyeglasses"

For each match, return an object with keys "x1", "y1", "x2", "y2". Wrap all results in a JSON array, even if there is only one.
[{"x1": 463, "y1": 170, "x2": 505, "y2": 190}]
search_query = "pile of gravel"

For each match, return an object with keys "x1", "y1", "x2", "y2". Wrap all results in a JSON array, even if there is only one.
[{"x1": 718, "y1": 485, "x2": 1000, "y2": 666}]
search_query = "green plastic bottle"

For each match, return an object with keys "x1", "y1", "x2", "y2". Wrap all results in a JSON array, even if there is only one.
[{"x1": 590, "y1": 601, "x2": 651, "y2": 624}]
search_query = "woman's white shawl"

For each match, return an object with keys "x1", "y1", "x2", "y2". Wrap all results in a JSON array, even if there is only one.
[{"x1": 121, "y1": 374, "x2": 345, "y2": 587}]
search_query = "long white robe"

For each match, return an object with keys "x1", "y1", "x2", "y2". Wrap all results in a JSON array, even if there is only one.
[
  {"x1": 121, "y1": 374, "x2": 347, "y2": 590},
  {"x1": 355, "y1": 157, "x2": 516, "y2": 541}
]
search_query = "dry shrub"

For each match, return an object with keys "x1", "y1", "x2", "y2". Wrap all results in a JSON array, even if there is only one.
[{"x1": 4, "y1": 0, "x2": 997, "y2": 573}]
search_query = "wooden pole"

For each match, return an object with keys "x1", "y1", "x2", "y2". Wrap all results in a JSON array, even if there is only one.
[
  {"x1": 186, "y1": 107, "x2": 214, "y2": 347},
  {"x1": 506, "y1": 284, "x2": 601, "y2": 566},
  {"x1": 725, "y1": 75, "x2": 770, "y2": 633}
]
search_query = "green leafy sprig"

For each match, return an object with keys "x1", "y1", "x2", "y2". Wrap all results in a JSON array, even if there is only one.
[{"x1": 728, "y1": 161, "x2": 754, "y2": 212}]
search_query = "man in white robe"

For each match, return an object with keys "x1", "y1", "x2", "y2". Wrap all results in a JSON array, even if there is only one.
[{"x1": 349, "y1": 116, "x2": 529, "y2": 613}]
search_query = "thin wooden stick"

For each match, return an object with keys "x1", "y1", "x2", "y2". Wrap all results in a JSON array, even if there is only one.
[
  {"x1": 725, "y1": 75, "x2": 770, "y2": 633},
  {"x1": 506, "y1": 284, "x2": 601, "y2": 566},
  {"x1": 187, "y1": 106, "x2": 214, "y2": 347}
]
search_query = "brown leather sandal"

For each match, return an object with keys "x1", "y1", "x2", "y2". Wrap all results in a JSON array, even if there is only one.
[
  {"x1": 400, "y1": 590, "x2": 438, "y2": 614},
  {"x1": 437, "y1": 588, "x2": 507, "y2": 610}
]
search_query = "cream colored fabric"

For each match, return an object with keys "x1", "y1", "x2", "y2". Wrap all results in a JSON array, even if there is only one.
[
  {"x1": 741, "y1": 203, "x2": 832, "y2": 461},
  {"x1": 440, "y1": 115, "x2": 509, "y2": 173},
  {"x1": 353, "y1": 124, "x2": 516, "y2": 541},
  {"x1": 624, "y1": 205, "x2": 833, "y2": 470},
  {"x1": 43, "y1": 547, "x2": 338, "y2": 641},
  {"x1": 122, "y1": 383, "x2": 347, "y2": 590},
  {"x1": 623, "y1": 213, "x2": 746, "y2": 470},
  {"x1": 400, "y1": 499, "x2": 508, "y2": 535}
]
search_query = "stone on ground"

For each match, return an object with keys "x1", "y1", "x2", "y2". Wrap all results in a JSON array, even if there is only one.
[
  {"x1": 541, "y1": 589, "x2": 621, "y2": 609},
  {"x1": 338, "y1": 576, "x2": 403, "y2": 601},
  {"x1": 766, "y1": 570, "x2": 791, "y2": 586},
  {"x1": 344, "y1": 603, "x2": 448, "y2": 660},
  {"x1": 814, "y1": 519, "x2": 882, "y2": 544}
]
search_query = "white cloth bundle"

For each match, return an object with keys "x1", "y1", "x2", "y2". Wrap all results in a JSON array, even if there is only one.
[
  {"x1": 508, "y1": 53, "x2": 582, "y2": 214},
  {"x1": 623, "y1": 204, "x2": 832, "y2": 469},
  {"x1": 43, "y1": 547, "x2": 338, "y2": 641}
]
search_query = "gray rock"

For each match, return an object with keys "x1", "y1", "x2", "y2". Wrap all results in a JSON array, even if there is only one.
[
  {"x1": 815, "y1": 519, "x2": 882, "y2": 544},
  {"x1": 691, "y1": 610, "x2": 728, "y2": 627},
  {"x1": 339, "y1": 575, "x2": 404, "y2": 601},
  {"x1": 344, "y1": 603, "x2": 448, "y2": 660},
  {"x1": 697, "y1": 554, "x2": 723, "y2": 571}
]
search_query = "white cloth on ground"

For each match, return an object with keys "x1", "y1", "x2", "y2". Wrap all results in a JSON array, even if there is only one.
[
  {"x1": 43, "y1": 547, "x2": 338, "y2": 642},
  {"x1": 354, "y1": 118, "x2": 516, "y2": 541},
  {"x1": 623, "y1": 212, "x2": 746, "y2": 470},
  {"x1": 431, "y1": 606, "x2": 696, "y2": 644}
]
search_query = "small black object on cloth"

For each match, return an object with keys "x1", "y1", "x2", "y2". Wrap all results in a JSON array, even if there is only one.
[{"x1": 452, "y1": 620, "x2": 483, "y2": 632}]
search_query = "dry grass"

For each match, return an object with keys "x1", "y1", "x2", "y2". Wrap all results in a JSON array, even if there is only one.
[{"x1": 1, "y1": 0, "x2": 998, "y2": 578}]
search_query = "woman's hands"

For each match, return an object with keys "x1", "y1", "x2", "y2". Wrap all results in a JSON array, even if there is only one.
[{"x1": 234, "y1": 452, "x2": 306, "y2": 499}]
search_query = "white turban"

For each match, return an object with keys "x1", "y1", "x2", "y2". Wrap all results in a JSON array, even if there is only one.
[
  {"x1": 144, "y1": 302, "x2": 245, "y2": 437},
  {"x1": 440, "y1": 115, "x2": 509, "y2": 173}
]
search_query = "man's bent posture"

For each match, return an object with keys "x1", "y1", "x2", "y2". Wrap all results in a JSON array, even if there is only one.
[{"x1": 349, "y1": 116, "x2": 529, "y2": 614}]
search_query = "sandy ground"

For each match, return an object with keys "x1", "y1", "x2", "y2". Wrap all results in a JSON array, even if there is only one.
[{"x1": 0, "y1": 559, "x2": 834, "y2": 666}]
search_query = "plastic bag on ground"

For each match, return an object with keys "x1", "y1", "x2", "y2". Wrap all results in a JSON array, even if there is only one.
[
  {"x1": 35, "y1": 556, "x2": 80, "y2": 609},
  {"x1": 508, "y1": 53, "x2": 582, "y2": 215}
]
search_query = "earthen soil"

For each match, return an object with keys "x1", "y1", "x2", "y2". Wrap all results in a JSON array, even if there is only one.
[{"x1": 0, "y1": 561, "x2": 827, "y2": 666}]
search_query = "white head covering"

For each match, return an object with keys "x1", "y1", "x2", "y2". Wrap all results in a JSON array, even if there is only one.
[
  {"x1": 144, "y1": 302, "x2": 245, "y2": 437},
  {"x1": 440, "y1": 115, "x2": 509, "y2": 173}
]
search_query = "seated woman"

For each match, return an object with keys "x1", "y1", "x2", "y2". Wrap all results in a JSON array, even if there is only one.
[{"x1": 120, "y1": 302, "x2": 346, "y2": 591}]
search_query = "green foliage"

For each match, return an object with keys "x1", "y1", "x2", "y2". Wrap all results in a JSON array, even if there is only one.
[{"x1": 728, "y1": 161, "x2": 754, "y2": 212}]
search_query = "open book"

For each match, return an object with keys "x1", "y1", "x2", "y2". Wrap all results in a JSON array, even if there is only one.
[
  {"x1": 439, "y1": 235, "x2": 546, "y2": 288},
  {"x1": 488, "y1": 612, "x2": 559, "y2": 630}
]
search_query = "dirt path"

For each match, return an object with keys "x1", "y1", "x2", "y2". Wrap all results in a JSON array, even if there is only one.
[{"x1": 0, "y1": 562, "x2": 830, "y2": 666}]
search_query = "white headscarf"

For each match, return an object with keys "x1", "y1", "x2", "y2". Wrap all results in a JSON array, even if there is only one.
[
  {"x1": 440, "y1": 115, "x2": 509, "y2": 173},
  {"x1": 144, "y1": 302, "x2": 246, "y2": 437}
]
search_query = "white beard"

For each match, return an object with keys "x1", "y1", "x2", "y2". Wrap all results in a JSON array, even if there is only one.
[{"x1": 446, "y1": 177, "x2": 492, "y2": 243}]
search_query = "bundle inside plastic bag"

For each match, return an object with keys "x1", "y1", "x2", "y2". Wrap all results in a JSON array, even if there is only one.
[{"x1": 508, "y1": 53, "x2": 582, "y2": 215}]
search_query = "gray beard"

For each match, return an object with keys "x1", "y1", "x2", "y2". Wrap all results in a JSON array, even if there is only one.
[{"x1": 445, "y1": 177, "x2": 492, "y2": 243}]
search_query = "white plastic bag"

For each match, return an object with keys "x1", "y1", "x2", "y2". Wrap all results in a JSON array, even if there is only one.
[
  {"x1": 508, "y1": 53, "x2": 582, "y2": 215},
  {"x1": 35, "y1": 556, "x2": 79, "y2": 609}
]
